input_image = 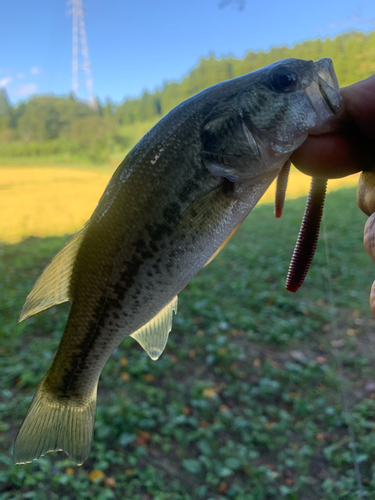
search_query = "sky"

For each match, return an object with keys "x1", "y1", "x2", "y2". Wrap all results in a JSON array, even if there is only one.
[{"x1": 1, "y1": 0, "x2": 375, "y2": 105}]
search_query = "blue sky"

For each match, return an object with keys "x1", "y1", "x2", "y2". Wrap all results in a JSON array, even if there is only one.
[{"x1": 1, "y1": 0, "x2": 375, "y2": 105}]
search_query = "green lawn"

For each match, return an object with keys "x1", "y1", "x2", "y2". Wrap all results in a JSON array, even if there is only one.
[{"x1": 1, "y1": 187, "x2": 375, "y2": 499}]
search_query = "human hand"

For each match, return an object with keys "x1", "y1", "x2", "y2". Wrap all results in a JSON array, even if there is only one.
[
  {"x1": 291, "y1": 73, "x2": 375, "y2": 313},
  {"x1": 291, "y1": 73, "x2": 375, "y2": 179},
  {"x1": 364, "y1": 214, "x2": 375, "y2": 315}
]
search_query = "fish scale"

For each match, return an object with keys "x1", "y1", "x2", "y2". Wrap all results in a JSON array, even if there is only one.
[{"x1": 14, "y1": 57, "x2": 344, "y2": 465}]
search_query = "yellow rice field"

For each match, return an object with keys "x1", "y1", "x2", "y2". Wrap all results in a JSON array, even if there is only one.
[{"x1": 0, "y1": 165, "x2": 360, "y2": 244}]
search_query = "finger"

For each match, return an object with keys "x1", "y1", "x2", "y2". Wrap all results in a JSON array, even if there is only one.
[
  {"x1": 364, "y1": 213, "x2": 375, "y2": 260},
  {"x1": 358, "y1": 172, "x2": 375, "y2": 216},
  {"x1": 291, "y1": 130, "x2": 364, "y2": 178},
  {"x1": 369, "y1": 280, "x2": 375, "y2": 316},
  {"x1": 341, "y1": 74, "x2": 375, "y2": 141}
]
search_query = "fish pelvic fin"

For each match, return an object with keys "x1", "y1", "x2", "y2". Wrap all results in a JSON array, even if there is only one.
[
  {"x1": 13, "y1": 377, "x2": 96, "y2": 466},
  {"x1": 19, "y1": 225, "x2": 88, "y2": 322},
  {"x1": 131, "y1": 295, "x2": 178, "y2": 360}
]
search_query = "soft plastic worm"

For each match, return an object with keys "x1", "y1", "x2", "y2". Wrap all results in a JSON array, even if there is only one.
[
  {"x1": 274, "y1": 160, "x2": 291, "y2": 218},
  {"x1": 286, "y1": 177, "x2": 328, "y2": 292}
]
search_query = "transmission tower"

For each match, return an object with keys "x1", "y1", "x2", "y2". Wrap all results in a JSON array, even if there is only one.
[{"x1": 69, "y1": 0, "x2": 98, "y2": 109}]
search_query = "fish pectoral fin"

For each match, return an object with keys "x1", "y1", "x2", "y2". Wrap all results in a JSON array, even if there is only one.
[
  {"x1": 204, "y1": 221, "x2": 243, "y2": 267},
  {"x1": 131, "y1": 296, "x2": 178, "y2": 360},
  {"x1": 13, "y1": 376, "x2": 96, "y2": 465},
  {"x1": 19, "y1": 225, "x2": 88, "y2": 322}
]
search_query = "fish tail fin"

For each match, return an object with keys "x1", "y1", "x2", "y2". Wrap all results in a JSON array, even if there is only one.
[{"x1": 13, "y1": 378, "x2": 96, "y2": 465}]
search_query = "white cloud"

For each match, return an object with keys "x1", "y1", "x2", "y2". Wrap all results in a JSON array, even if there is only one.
[
  {"x1": 0, "y1": 77, "x2": 12, "y2": 88},
  {"x1": 17, "y1": 73, "x2": 24, "y2": 79},
  {"x1": 30, "y1": 67, "x2": 41, "y2": 75},
  {"x1": 15, "y1": 83, "x2": 37, "y2": 96},
  {"x1": 323, "y1": 13, "x2": 375, "y2": 31}
]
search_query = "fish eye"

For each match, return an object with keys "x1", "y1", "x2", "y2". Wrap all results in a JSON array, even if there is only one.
[{"x1": 268, "y1": 66, "x2": 298, "y2": 93}]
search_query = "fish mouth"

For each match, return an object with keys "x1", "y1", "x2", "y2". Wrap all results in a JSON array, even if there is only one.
[
  {"x1": 318, "y1": 82, "x2": 337, "y2": 114},
  {"x1": 305, "y1": 58, "x2": 344, "y2": 132},
  {"x1": 314, "y1": 58, "x2": 343, "y2": 115}
]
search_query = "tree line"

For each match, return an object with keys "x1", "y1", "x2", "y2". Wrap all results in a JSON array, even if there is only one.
[{"x1": 1, "y1": 30, "x2": 374, "y2": 162}]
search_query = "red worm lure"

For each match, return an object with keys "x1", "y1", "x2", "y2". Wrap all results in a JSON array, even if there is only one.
[{"x1": 274, "y1": 166, "x2": 328, "y2": 293}]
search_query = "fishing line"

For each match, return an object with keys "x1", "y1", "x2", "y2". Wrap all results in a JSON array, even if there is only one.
[{"x1": 322, "y1": 214, "x2": 365, "y2": 499}]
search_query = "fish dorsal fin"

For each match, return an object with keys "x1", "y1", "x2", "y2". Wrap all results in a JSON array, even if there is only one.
[
  {"x1": 131, "y1": 296, "x2": 178, "y2": 360},
  {"x1": 19, "y1": 226, "x2": 87, "y2": 322}
]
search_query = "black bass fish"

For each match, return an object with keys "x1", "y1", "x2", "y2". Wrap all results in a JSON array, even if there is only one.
[{"x1": 14, "y1": 58, "x2": 344, "y2": 465}]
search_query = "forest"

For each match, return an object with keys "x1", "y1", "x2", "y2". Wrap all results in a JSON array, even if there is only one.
[{"x1": 0, "y1": 30, "x2": 374, "y2": 163}]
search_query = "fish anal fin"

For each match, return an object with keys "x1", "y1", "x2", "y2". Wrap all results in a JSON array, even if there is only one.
[
  {"x1": 131, "y1": 296, "x2": 178, "y2": 360},
  {"x1": 19, "y1": 225, "x2": 87, "y2": 322}
]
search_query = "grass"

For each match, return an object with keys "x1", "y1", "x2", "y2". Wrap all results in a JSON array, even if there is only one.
[
  {"x1": 0, "y1": 166, "x2": 112, "y2": 243},
  {"x1": 1, "y1": 184, "x2": 375, "y2": 499},
  {"x1": 0, "y1": 163, "x2": 359, "y2": 244}
]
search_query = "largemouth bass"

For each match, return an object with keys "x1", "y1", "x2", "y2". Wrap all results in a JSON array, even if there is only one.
[{"x1": 14, "y1": 58, "x2": 344, "y2": 465}]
